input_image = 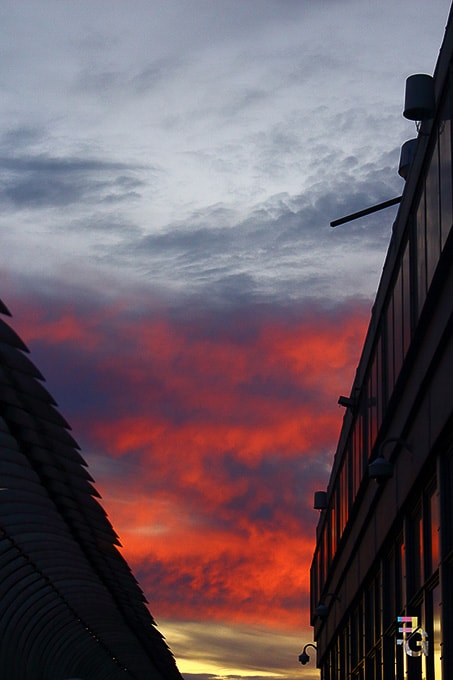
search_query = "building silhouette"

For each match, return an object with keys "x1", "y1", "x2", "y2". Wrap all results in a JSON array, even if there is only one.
[
  {"x1": 309, "y1": 6, "x2": 453, "y2": 680},
  {"x1": 0, "y1": 300, "x2": 183, "y2": 678}
]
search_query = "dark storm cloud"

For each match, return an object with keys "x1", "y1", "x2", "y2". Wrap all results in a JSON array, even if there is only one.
[{"x1": 0, "y1": 152, "x2": 147, "y2": 209}]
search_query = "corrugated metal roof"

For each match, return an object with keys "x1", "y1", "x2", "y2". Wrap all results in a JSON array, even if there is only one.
[{"x1": 0, "y1": 298, "x2": 184, "y2": 680}]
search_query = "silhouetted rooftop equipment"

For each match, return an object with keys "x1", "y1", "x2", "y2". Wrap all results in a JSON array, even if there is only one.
[
  {"x1": 313, "y1": 491, "x2": 327, "y2": 510},
  {"x1": 403, "y1": 73, "x2": 435, "y2": 121},
  {"x1": 330, "y1": 196, "x2": 402, "y2": 228},
  {"x1": 398, "y1": 138, "x2": 418, "y2": 179},
  {"x1": 338, "y1": 395, "x2": 355, "y2": 408}
]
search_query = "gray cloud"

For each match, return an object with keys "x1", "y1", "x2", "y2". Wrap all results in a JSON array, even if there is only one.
[
  {"x1": 0, "y1": 151, "x2": 147, "y2": 209},
  {"x1": 85, "y1": 145, "x2": 401, "y2": 307}
]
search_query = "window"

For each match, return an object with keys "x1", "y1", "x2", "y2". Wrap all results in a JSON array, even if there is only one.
[
  {"x1": 365, "y1": 582, "x2": 375, "y2": 651},
  {"x1": 386, "y1": 295, "x2": 395, "y2": 394},
  {"x1": 330, "y1": 493, "x2": 337, "y2": 562},
  {"x1": 351, "y1": 604, "x2": 364, "y2": 673},
  {"x1": 383, "y1": 546, "x2": 396, "y2": 630},
  {"x1": 352, "y1": 415, "x2": 363, "y2": 500},
  {"x1": 338, "y1": 460, "x2": 349, "y2": 539},
  {"x1": 406, "y1": 506, "x2": 423, "y2": 598},
  {"x1": 438, "y1": 96, "x2": 453, "y2": 248},
  {"x1": 368, "y1": 340, "x2": 382, "y2": 450},
  {"x1": 432, "y1": 583, "x2": 442, "y2": 680},
  {"x1": 425, "y1": 139, "x2": 441, "y2": 290},
  {"x1": 416, "y1": 189, "x2": 427, "y2": 315},
  {"x1": 393, "y1": 267, "x2": 404, "y2": 384},
  {"x1": 401, "y1": 242, "x2": 412, "y2": 357},
  {"x1": 443, "y1": 448, "x2": 453, "y2": 555},
  {"x1": 429, "y1": 485, "x2": 440, "y2": 574}
]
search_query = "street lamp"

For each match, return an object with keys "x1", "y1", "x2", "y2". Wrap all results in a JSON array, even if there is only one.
[{"x1": 298, "y1": 643, "x2": 317, "y2": 666}]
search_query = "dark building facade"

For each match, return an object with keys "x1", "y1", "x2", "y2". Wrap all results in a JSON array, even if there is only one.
[
  {"x1": 310, "y1": 7, "x2": 453, "y2": 680},
  {"x1": 0, "y1": 298, "x2": 183, "y2": 678}
]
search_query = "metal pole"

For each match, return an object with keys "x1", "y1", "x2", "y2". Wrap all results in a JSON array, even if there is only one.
[{"x1": 330, "y1": 196, "x2": 402, "y2": 228}]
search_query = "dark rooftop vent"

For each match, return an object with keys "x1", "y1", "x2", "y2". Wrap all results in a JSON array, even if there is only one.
[
  {"x1": 398, "y1": 138, "x2": 417, "y2": 179},
  {"x1": 313, "y1": 491, "x2": 327, "y2": 510},
  {"x1": 403, "y1": 74, "x2": 435, "y2": 121}
]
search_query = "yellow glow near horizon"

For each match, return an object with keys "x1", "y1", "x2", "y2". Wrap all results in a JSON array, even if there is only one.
[
  {"x1": 158, "y1": 619, "x2": 319, "y2": 680},
  {"x1": 177, "y1": 657, "x2": 283, "y2": 678}
]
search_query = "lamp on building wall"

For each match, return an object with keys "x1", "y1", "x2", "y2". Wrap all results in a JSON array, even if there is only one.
[
  {"x1": 298, "y1": 643, "x2": 317, "y2": 666},
  {"x1": 315, "y1": 593, "x2": 340, "y2": 619},
  {"x1": 368, "y1": 437, "x2": 411, "y2": 483}
]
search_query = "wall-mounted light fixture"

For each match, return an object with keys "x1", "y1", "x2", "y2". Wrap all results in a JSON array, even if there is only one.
[
  {"x1": 298, "y1": 643, "x2": 317, "y2": 666},
  {"x1": 368, "y1": 437, "x2": 411, "y2": 483},
  {"x1": 315, "y1": 593, "x2": 340, "y2": 619}
]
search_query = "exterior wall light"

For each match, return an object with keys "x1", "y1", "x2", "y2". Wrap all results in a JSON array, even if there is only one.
[
  {"x1": 298, "y1": 643, "x2": 317, "y2": 666},
  {"x1": 368, "y1": 437, "x2": 411, "y2": 483},
  {"x1": 315, "y1": 593, "x2": 340, "y2": 619},
  {"x1": 368, "y1": 456, "x2": 394, "y2": 482},
  {"x1": 315, "y1": 603, "x2": 329, "y2": 619}
]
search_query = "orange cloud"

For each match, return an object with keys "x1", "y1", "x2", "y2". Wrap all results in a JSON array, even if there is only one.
[{"x1": 7, "y1": 292, "x2": 369, "y2": 633}]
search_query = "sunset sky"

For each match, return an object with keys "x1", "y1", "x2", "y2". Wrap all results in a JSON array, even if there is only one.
[{"x1": 0, "y1": 1, "x2": 451, "y2": 679}]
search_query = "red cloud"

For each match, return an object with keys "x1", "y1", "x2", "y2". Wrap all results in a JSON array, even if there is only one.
[{"x1": 7, "y1": 292, "x2": 369, "y2": 630}]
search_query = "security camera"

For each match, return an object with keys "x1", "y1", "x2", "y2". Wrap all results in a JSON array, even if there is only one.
[{"x1": 338, "y1": 395, "x2": 354, "y2": 408}]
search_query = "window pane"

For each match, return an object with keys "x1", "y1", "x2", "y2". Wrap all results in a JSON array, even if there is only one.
[
  {"x1": 368, "y1": 340, "x2": 382, "y2": 448},
  {"x1": 416, "y1": 190, "x2": 427, "y2": 314},
  {"x1": 426, "y1": 140, "x2": 441, "y2": 289},
  {"x1": 386, "y1": 298, "x2": 395, "y2": 394},
  {"x1": 365, "y1": 583, "x2": 374, "y2": 651},
  {"x1": 439, "y1": 96, "x2": 452, "y2": 249},
  {"x1": 433, "y1": 584, "x2": 442, "y2": 680},
  {"x1": 330, "y1": 493, "x2": 337, "y2": 559},
  {"x1": 383, "y1": 547, "x2": 396, "y2": 629},
  {"x1": 430, "y1": 487, "x2": 440, "y2": 571},
  {"x1": 401, "y1": 242, "x2": 411, "y2": 355},
  {"x1": 352, "y1": 415, "x2": 363, "y2": 500},
  {"x1": 393, "y1": 268, "x2": 404, "y2": 381},
  {"x1": 407, "y1": 507, "x2": 423, "y2": 597}
]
